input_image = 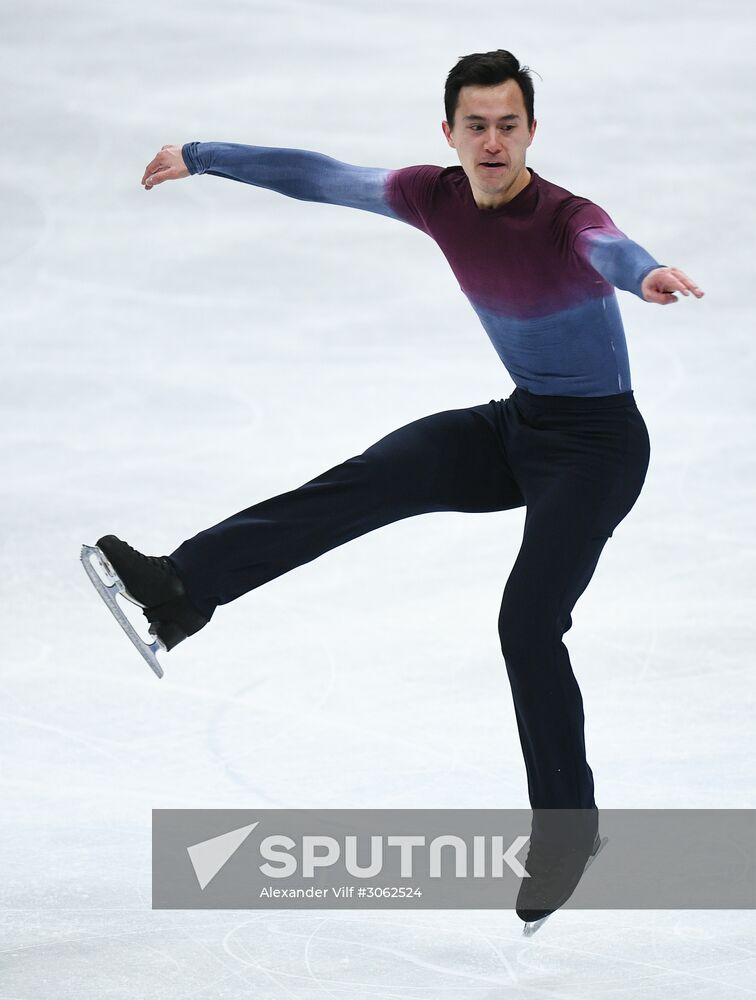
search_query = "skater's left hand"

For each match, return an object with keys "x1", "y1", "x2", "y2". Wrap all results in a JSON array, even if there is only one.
[{"x1": 641, "y1": 266, "x2": 705, "y2": 305}]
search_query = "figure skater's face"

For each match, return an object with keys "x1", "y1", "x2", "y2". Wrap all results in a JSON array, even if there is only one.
[{"x1": 442, "y1": 79, "x2": 537, "y2": 210}]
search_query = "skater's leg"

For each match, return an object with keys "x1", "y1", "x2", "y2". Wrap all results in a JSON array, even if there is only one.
[
  {"x1": 498, "y1": 509, "x2": 609, "y2": 812},
  {"x1": 170, "y1": 402, "x2": 524, "y2": 620},
  {"x1": 496, "y1": 389, "x2": 651, "y2": 813}
]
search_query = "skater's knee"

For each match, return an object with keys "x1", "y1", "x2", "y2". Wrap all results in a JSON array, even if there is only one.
[
  {"x1": 498, "y1": 604, "x2": 530, "y2": 661},
  {"x1": 498, "y1": 599, "x2": 563, "y2": 661}
]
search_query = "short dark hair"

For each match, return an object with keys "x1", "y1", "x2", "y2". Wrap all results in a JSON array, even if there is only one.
[{"x1": 444, "y1": 50, "x2": 536, "y2": 130}]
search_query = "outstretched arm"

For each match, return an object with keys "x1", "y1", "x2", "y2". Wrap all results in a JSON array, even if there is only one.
[
  {"x1": 574, "y1": 224, "x2": 665, "y2": 299},
  {"x1": 572, "y1": 209, "x2": 705, "y2": 304},
  {"x1": 141, "y1": 141, "x2": 401, "y2": 222}
]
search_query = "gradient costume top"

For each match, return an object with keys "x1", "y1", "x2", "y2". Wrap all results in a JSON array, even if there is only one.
[{"x1": 182, "y1": 142, "x2": 664, "y2": 397}]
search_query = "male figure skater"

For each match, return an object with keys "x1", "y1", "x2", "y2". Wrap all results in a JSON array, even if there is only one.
[{"x1": 82, "y1": 50, "x2": 703, "y2": 929}]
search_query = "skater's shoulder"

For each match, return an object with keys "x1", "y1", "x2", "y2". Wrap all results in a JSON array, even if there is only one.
[
  {"x1": 384, "y1": 162, "x2": 453, "y2": 230},
  {"x1": 387, "y1": 162, "x2": 476, "y2": 195},
  {"x1": 532, "y1": 170, "x2": 599, "y2": 210},
  {"x1": 385, "y1": 161, "x2": 447, "y2": 196},
  {"x1": 534, "y1": 172, "x2": 614, "y2": 232}
]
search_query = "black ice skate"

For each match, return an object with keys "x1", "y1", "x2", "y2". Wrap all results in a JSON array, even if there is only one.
[
  {"x1": 517, "y1": 830, "x2": 607, "y2": 937},
  {"x1": 80, "y1": 534, "x2": 208, "y2": 678}
]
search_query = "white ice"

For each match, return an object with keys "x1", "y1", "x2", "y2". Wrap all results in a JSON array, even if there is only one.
[{"x1": 1, "y1": 0, "x2": 755, "y2": 996}]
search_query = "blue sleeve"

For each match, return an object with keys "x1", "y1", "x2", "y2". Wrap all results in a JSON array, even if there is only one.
[
  {"x1": 570, "y1": 202, "x2": 663, "y2": 299},
  {"x1": 181, "y1": 141, "x2": 402, "y2": 222}
]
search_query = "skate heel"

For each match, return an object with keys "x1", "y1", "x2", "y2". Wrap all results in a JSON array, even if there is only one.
[
  {"x1": 148, "y1": 620, "x2": 187, "y2": 652},
  {"x1": 144, "y1": 596, "x2": 208, "y2": 652}
]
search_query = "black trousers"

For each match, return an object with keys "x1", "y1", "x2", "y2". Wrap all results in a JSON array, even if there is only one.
[{"x1": 170, "y1": 387, "x2": 650, "y2": 810}]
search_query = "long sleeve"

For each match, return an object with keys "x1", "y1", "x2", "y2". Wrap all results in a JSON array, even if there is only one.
[
  {"x1": 570, "y1": 203, "x2": 664, "y2": 299},
  {"x1": 181, "y1": 141, "x2": 402, "y2": 222}
]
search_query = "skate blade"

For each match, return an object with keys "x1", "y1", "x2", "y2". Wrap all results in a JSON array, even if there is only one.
[
  {"x1": 80, "y1": 543, "x2": 165, "y2": 679},
  {"x1": 521, "y1": 836, "x2": 609, "y2": 937},
  {"x1": 584, "y1": 835, "x2": 609, "y2": 873},
  {"x1": 522, "y1": 913, "x2": 552, "y2": 937}
]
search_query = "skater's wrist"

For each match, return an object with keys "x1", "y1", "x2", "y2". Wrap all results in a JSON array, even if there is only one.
[{"x1": 181, "y1": 141, "x2": 204, "y2": 175}]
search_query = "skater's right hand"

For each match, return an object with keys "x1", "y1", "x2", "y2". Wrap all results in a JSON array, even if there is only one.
[{"x1": 141, "y1": 145, "x2": 190, "y2": 190}]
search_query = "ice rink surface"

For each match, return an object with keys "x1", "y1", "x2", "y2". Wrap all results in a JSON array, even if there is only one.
[{"x1": 1, "y1": 0, "x2": 755, "y2": 995}]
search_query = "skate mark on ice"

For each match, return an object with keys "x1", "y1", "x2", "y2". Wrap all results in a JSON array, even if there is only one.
[
  {"x1": 0, "y1": 711, "x2": 126, "y2": 767},
  {"x1": 222, "y1": 915, "x2": 307, "y2": 998},
  {"x1": 223, "y1": 914, "x2": 522, "y2": 991}
]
